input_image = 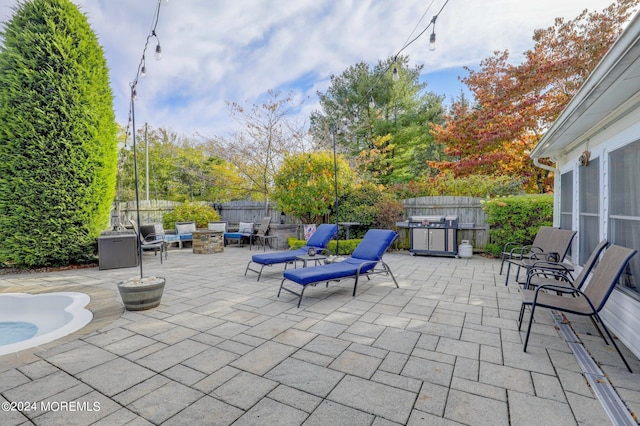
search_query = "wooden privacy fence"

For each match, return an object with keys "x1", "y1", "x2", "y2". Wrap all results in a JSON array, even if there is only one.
[
  {"x1": 115, "y1": 196, "x2": 489, "y2": 249},
  {"x1": 219, "y1": 200, "x2": 284, "y2": 225},
  {"x1": 403, "y1": 196, "x2": 486, "y2": 226},
  {"x1": 116, "y1": 200, "x2": 180, "y2": 226}
]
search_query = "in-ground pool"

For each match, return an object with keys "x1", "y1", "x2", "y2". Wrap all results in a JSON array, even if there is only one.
[{"x1": 0, "y1": 292, "x2": 93, "y2": 356}]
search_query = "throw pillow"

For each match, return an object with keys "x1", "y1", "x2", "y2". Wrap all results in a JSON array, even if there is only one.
[
  {"x1": 239, "y1": 222, "x2": 254, "y2": 234},
  {"x1": 208, "y1": 222, "x2": 226, "y2": 232},
  {"x1": 176, "y1": 223, "x2": 196, "y2": 234}
]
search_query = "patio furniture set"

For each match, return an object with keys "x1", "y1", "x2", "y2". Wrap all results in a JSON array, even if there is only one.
[
  {"x1": 133, "y1": 217, "x2": 280, "y2": 262},
  {"x1": 500, "y1": 226, "x2": 637, "y2": 372},
  {"x1": 245, "y1": 225, "x2": 399, "y2": 308},
  {"x1": 129, "y1": 219, "x2": 637, "y2": 370}
]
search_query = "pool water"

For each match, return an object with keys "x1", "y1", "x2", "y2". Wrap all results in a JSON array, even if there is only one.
[
  {"x1": 0, "y1": 292, "x2": 92, "y2": 356},
  {"x1": 0, "y1": 321, "x2": 38, "y2": 346}
]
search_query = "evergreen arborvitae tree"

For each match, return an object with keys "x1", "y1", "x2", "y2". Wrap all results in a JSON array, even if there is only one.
[{"x1": 0, "y1": 0, "x2": 117, "y2": 267}]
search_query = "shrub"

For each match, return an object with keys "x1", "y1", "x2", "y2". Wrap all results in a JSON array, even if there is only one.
[
  {"x1": 337, "y1": 182, "x2": 405, "y2": 238},
  {"x1": 0, "y1": 0, "x2": 117, "y2": 267},
  {"x1": 482, "y1": 194, "x2": 554, "y2": 257},
  {"x1": 163, "y1": 202, "x2": 220, "y2": 229},
  {"x1": 287, "y1": 237, "x2": 360, "y2": 255}
]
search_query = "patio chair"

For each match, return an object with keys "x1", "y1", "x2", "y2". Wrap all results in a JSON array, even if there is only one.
[
  {"x1": 518, "y1": 244, "x2": 637, "y2": 372},
  {"x1": 278, "y1": 229, "x2": 399, "y2": 308},
  {"x1": 500, "y1": 226, "x2": 556, "y2": 274},
  {"x1": 523, "y1": 239, "x2": 609, "y2": 291},
  {"x1": 244, "y1": 223, "x2": 337, "y2": 281},
  {"x1": 224, "y1": 221, "x2": 253, "y2": 247},
  {"x1": 504, "y1": 228, "x2": 577, "y2": 286},
  {"x1": 175, "y1": 221, "x2": 196, "y2": 249},
  {"x1": 129, "y1": 220, "x2": 167, "y2": 263},
  {"x1": 250, "y1": 216, "x2": 277, "y2": 251}
]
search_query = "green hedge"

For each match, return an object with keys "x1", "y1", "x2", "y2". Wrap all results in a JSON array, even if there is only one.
[
  {"x1": 287, "y1": 237, "x2": 361, "y2": 255},
  {"x1": 0, "y1": 0, "x2": 117, "y2": 267},
  {"x1": 482, "y1": 194, "x2": 554, "y2": 257}
]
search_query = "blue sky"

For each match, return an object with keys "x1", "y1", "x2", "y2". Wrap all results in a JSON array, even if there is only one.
[{"x1": 0, "y1": 0, "x2": 620, "y2": 138}]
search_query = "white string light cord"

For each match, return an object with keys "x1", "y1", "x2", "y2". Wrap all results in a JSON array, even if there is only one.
[
  {"x1": 124, "y1": 0, "x2": 167, "y2": 146},
  {"x1": 359, "y1": 0, "x2": 451, "y2": 111}
]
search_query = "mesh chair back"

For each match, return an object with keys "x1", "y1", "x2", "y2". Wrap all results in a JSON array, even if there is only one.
[
  {"x1": 583, "y1": 244, "x2": 637, "y2": 312},
  {"x1": 572, "y1": 240, "x2": 608, "y2": 289}
]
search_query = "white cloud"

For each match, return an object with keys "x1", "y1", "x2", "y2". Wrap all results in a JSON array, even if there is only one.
[{"x1": 0, "y1": 0, "x2": 621, "y2": 137}]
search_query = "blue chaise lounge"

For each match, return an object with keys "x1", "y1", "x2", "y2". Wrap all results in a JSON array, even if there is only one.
[
  {"x1": 244, "y1": 223, "x2": 338, "y2": 281},
  {"x1": 278, "y1": 229, "x2": 399, "y2": 307}
]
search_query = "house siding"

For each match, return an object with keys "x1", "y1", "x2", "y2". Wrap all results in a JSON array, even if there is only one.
[{"x1": 555, "y1": 111, "x2": 640, "y2": 358}]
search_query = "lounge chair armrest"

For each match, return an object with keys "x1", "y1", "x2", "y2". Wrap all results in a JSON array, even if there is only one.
[
  {"x1": 527, "y1": 269, "x2": 570, "y2": 281},
  {"x1": 528, "y1": 260, "x2": 571, "y2": 274},
  {"x1": 355, "y1": 260, "x2": 378, "y2": 274},
  {"x1": 528, "y1": 251, "x2": 550, "y2": 260},
  {"x1": 535, "y1": 283, "x2": 580, "y2": 296},
  {"x1": 142, "y1": 233, "x2": 167, "y2": 244},
  {"x1": 503, "y1": 241, "x2": 522, "y2": 251},
  {"x1": 508, "y1": 244, "x2": 531, "y2": 256}
]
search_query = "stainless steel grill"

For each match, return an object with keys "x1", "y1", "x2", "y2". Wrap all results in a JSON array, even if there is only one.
[{"x1": 409, "y1": 215, "x2": 458, "y2": 257}]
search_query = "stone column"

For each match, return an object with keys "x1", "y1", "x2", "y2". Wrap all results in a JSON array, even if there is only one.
[{"x1": 268, "y1": 224, "x2": 299, "y2": 250}]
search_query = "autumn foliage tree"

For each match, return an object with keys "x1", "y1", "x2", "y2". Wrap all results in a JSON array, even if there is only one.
[
  {"x1": 430, "y1": 0, "x2": 637, "y2": 193},
  {"x1": 272, "y1": 151, "x2": 354, "y2": 224}
]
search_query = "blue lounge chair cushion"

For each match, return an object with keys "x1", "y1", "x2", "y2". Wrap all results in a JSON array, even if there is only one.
[
  {"x1": 283, "y1": 258, "x2": 376, "y2": 285},
  {"x1": 245, "y1": 224, "x2": 339, "y2": 281},
  {"x1": 281, "y1": 230, "x2": 396, "y2": 286},
  {"x1": 252, "y1": 247, "x2": 308, "y2": 265},
  {"x1": 277, "y1": 229, "x2": 399, "y2": 307},
  {"x1": 350, "y1": 229, "x2": 397, "y2": 261},
  {"x1": 250, "y1": 224, "x2": 338, "y2": 265}
]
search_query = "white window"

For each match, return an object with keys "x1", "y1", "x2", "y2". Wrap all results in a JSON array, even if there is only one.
[
  {"x1": 609, "y1": 141, "x2": 640, "y2": 299},
  {"x1": 579, "y1": 157, "x2": 599, "y2": 265},
  {"x1": 560, "y1": 171, "x2": 574, "y2": 259}
]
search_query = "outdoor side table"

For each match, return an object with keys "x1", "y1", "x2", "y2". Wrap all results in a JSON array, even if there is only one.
[{"x1": 295, "y1": 254, "x2": 328, "y2": 267}]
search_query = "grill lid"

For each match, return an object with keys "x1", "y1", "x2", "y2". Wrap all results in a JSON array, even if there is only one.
[{"x1": 409, "y1": 215, "x2": 444, "y2": 222}]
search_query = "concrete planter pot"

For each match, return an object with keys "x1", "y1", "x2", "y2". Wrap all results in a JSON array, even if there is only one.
[{"x1": 117, "y1": 277, "x2": 165, "y2": 311}]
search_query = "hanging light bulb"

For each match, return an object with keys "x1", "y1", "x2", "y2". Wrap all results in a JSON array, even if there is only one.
[
  {"x1": 392, "y1": 66, "x2": 399, "y2": 81},
  {"x1": 369, "y1": 95, "x2": 375, "y2": 109},
  {"x1": 154, "y1": 43, "x2": 162, "y2": 60},
  {"x1": 140, "y1": 56, "x2": 147, "y2": 77},
  {"x1": 132, "y1": 87, "x2": 137, "y2": 101},
  {"x1": 429, "y1": 15, "x2": 437, "y2": 51}
]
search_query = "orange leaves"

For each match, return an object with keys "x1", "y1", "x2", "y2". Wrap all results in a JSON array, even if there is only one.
[{"x1": 430, "y1": 1, "x2": 635, "y2": 194}]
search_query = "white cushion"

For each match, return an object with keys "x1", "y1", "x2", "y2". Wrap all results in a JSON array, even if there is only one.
[
  {"x1": 153, "y1": 223, "x2": 165, "y2": 236},
  {"x1": 239, "y1": 222, "x2": 254, "y2": 234},
  {"x1": 208, "y1": 222, "x2": 226, "y2": 232},
  {"x1": 176, "y1": 223, "x2": 196, "y2": 234}
]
